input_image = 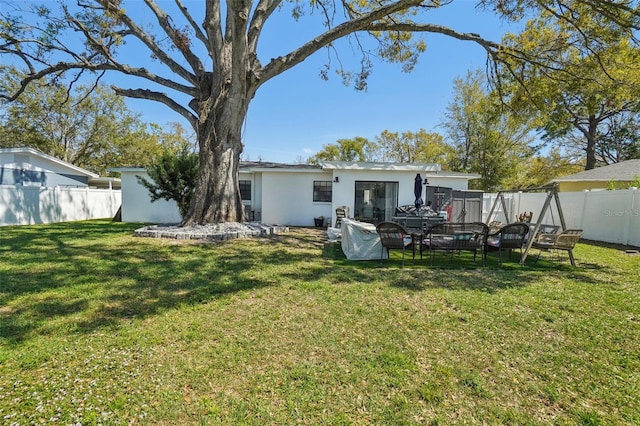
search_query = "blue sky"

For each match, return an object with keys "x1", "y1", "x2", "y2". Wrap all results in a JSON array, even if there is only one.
[{"x1": 107, "y1": 1, "x2": 523, "y2": 163}]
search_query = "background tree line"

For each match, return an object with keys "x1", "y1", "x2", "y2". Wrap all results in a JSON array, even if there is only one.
[
  {"x1": 307, "y1": 10, "x2": 640, "y2": 191},
  {"x1": 308, "y1": 55, "x2": 640, "y2": 192},
  {"x1": 0, "y1": 68, "x2": 193, "y2": 176},
  {"x1": 3, "y1": 3, "x2": 639, "y2": 197}
]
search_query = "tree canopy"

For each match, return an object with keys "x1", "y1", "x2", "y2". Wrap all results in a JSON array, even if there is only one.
[
  {"x1": 307, "y1": 137, "x2": 377, "y2": 163},
  {"x1": 0, "y1": 68, "x2": 191, "y2": 175},
  {"x1": 441, "y1": 70, "x2": 536, "y2": 190},
  {"x1": 497, "y1": 8, "x2": 640, "y2": 169},
  {"x1": 2, "y1": 0, "x2": 639, "y2": 223}
]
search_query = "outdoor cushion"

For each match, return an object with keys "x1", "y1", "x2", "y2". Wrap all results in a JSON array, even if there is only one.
[{"x1": 487, "y1": 233, "x2": 520, "y2": 248}]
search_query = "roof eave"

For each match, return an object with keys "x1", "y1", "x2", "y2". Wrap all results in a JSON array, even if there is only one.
[
  {"x1": 319, "y1": 161, "x2": 442, "y2": 171},
  {"x1": 2, "y1": 147, "x2": 99, "y2": 178}
]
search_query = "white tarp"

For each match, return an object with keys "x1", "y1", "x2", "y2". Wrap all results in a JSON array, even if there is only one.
[
  {"x1": 327, "y1": 227, "x2": 341, "y2": 242},
  {"x1": 340, "y1": 218, "x2": 387, "y2": 260}
]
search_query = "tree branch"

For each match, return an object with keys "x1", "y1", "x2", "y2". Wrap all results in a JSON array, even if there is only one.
[
  {"x1": 258, "y1": 0, "x2": 426, "y2": 84},
  {"x1": 1, "y1": 61, "x2": 198, "y2": 102},
  {"x1": 93, "y1": 0, "x2": 197, "y2": 85},
  {"x1": 248, "y1": 0, "x2": 282, "y2": 55},
  {"x1": 111, "y1": 86, "x2": 197, "y2": 129},
  {"x1": 203, "y1": 0, "x2": 224, "y2": 63},
  {"x1": 143, "y1": 0, "x2": 205, "y2": 77},
  {"x1": 174, "y1": 0, "x2": 211, "y2": 53}
]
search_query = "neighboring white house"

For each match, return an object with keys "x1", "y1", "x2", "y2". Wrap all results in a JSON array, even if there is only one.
[
  {"x1": 551, "y1": 159, "x2": 640, "y2": 192},
  {"x1": 1, "y1": 147, "x2": 96, "y2": 187},
  {"x1": 0, "y1": 147, "x2": 121, "y2": 226},
  {"x1": 110, "y1": 161, "x2": 480, "y2": 226}
]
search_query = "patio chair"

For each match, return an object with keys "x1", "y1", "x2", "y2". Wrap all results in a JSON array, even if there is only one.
[
  {"x1": 532, "y1": 229, "x2": 584, "y2": 266},
  {"x1": 375, "y1": 222, "x2": 414, "y2": 267},
  {"x1": 486, "y1": 222, "x2": 530, "y2": 264},
  {"x1": 335, "y1": 206, "x2": 349, "y2": 228}
]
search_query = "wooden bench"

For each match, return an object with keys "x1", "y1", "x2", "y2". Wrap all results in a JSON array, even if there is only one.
[
  {"x1": 423, "y1": 222, "x2": 489, "y2": 266},
  {"x1": 531, "y1": 229, "x2": 584, "y2": 266}
]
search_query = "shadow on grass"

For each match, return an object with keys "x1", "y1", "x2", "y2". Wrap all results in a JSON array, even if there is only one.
[
  {"x1": 1, "y1": 222, "x2": 326, "y2": 344},
  {"x1": 321, "y1": 240, "x2": 609, "y2": 293},
  {"x1": 0, "y1": 223, "x2": 612, "y2": 346}
]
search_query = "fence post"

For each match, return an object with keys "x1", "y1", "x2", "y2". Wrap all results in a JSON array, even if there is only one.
[
  {"x1": 623, "y1": 188, "x2": 636, "y2": 246},
  {"x1": 579, "y1": 190, "x2": 589, "y2": 231}
]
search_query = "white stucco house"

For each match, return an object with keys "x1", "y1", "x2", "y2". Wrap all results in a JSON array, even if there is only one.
[{"x1": 110, "y1": 161, "x2": 481, "y2": 226}]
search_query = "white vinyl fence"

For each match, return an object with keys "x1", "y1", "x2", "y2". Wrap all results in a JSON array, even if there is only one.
[
  {"x1": 2, "y1": 182, "x2": 638, "y2": 247},
  {"x1": 483, "y1": 188, "x2": 640, "y2": 247},
  {"x1": 0, "y1": 185, "x2": 121, "y2": 227}
]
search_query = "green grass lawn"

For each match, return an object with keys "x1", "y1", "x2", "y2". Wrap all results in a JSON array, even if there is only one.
[{"x1": 1, "y1": 220, "x2": 639, "y2": 425}]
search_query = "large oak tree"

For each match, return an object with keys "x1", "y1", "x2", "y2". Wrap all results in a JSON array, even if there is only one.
[
  {"x1": 498, "y1": 8, "x2": 640, "y2": 170},
  {"x1": 1, "y1": 0, "x2": 639, "y2": 224}
]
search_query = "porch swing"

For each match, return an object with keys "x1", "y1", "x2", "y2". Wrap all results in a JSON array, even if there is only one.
[{"x1": 485, "y1": 183, "x2": 584, "y2": 266}]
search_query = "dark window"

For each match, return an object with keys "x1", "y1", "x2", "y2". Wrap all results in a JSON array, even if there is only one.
[
  {"x1": 239, "y1": 180, "x2": 251, "y2": 201},
  {"x1": 313, "y1": 181, "x2": 332, "y2": 202},
  {"x1": 354, "y1": 181, "x2": 398, "y2": 223}
]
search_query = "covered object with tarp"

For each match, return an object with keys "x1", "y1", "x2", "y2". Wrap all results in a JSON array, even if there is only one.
[{"x1": 340, "y1": 218, "x2": 387, "y2": 260}]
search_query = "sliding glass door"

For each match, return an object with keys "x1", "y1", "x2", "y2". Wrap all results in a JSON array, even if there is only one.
[{"x1": 354, "y1": 181, "x2": 399, "y2": 224}]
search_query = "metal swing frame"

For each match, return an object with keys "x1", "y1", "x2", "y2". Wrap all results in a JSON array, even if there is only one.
[{"x1": 485, "y1": 183, "x2": 576, "y2": 266}]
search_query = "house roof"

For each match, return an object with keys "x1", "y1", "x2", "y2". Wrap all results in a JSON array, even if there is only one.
[
  {"x1": 108, "y1": 167, "x2": 146, "y2": 172},
  {"x1": 427, "y1": 170, "x2": 482, "y2": 179},
  {"x1": 89, "y1": 177, "x2": 121, "y2": 189},
  {"x1": 319, "y1": 161, "x2": 441, "y2": 171},
  {"x1": 0, "y1": 147, "x2": 99, "y2": 178},
  {"x1": 318, "y1": 161, "x2": 480, "y2": 179},
  {"x1": 552, "y1": 159, "x2": 640, "y2": 182},
  {"x1": 239, "y1": 161, "x2": 321, "y2": 172},
  {"x1": 110, "y1": 161, "x2": 480, "y2": 180}
]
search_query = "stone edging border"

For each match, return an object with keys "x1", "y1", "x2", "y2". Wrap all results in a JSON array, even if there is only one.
[{"x1": 134, "y1": 223, "x2": 289, "y2": 242}]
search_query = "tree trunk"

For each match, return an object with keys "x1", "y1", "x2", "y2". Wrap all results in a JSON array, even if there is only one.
[
  {"x1": 181, "y1": 80, "x2": 249, "y2": 226},
  {"x1": 182, "y1": 132, "x2": 244, "y2": 225},
  {"x1": 584, "y1": 115, "x2": 598, "y2": 170}
]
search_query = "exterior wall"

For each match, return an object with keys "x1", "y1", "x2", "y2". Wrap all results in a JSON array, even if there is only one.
[
  {"x1": 330, "y1": 168, "x2": 471, "y2": 226},
  {"x1": 0, "y1": 167, "x2": 88, "y2": 187},
  {"x1": 0, "y1": 185, "x2": 121, "y2": 226},
  {"x1": 114, "y1": 167, "x2": 640, "y2": 247},
  {"x1": 119, "y1": 170, "x2": 182, "y2": 224},
  {"x1": 239, "y1": 171, "x2": 262, "y2": 221},
  {"x1": 115, "y1": 167, "x2": 472, "y2": 227},
  {"x1": 118, "y1": 169, "x2": 330, "y2": 226},
  {"x1": 260, "y1": 170, "x2": 333, "y2": 226},
  {"x1": 0, "y1": 150, "x2": 92, "y2": 187},
  {"x1": 557, "y1": 181, "x2": 610, "y2": 192},
  {"x1": 117, "y1": 169, "x2": 329, "y2": 226}
]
